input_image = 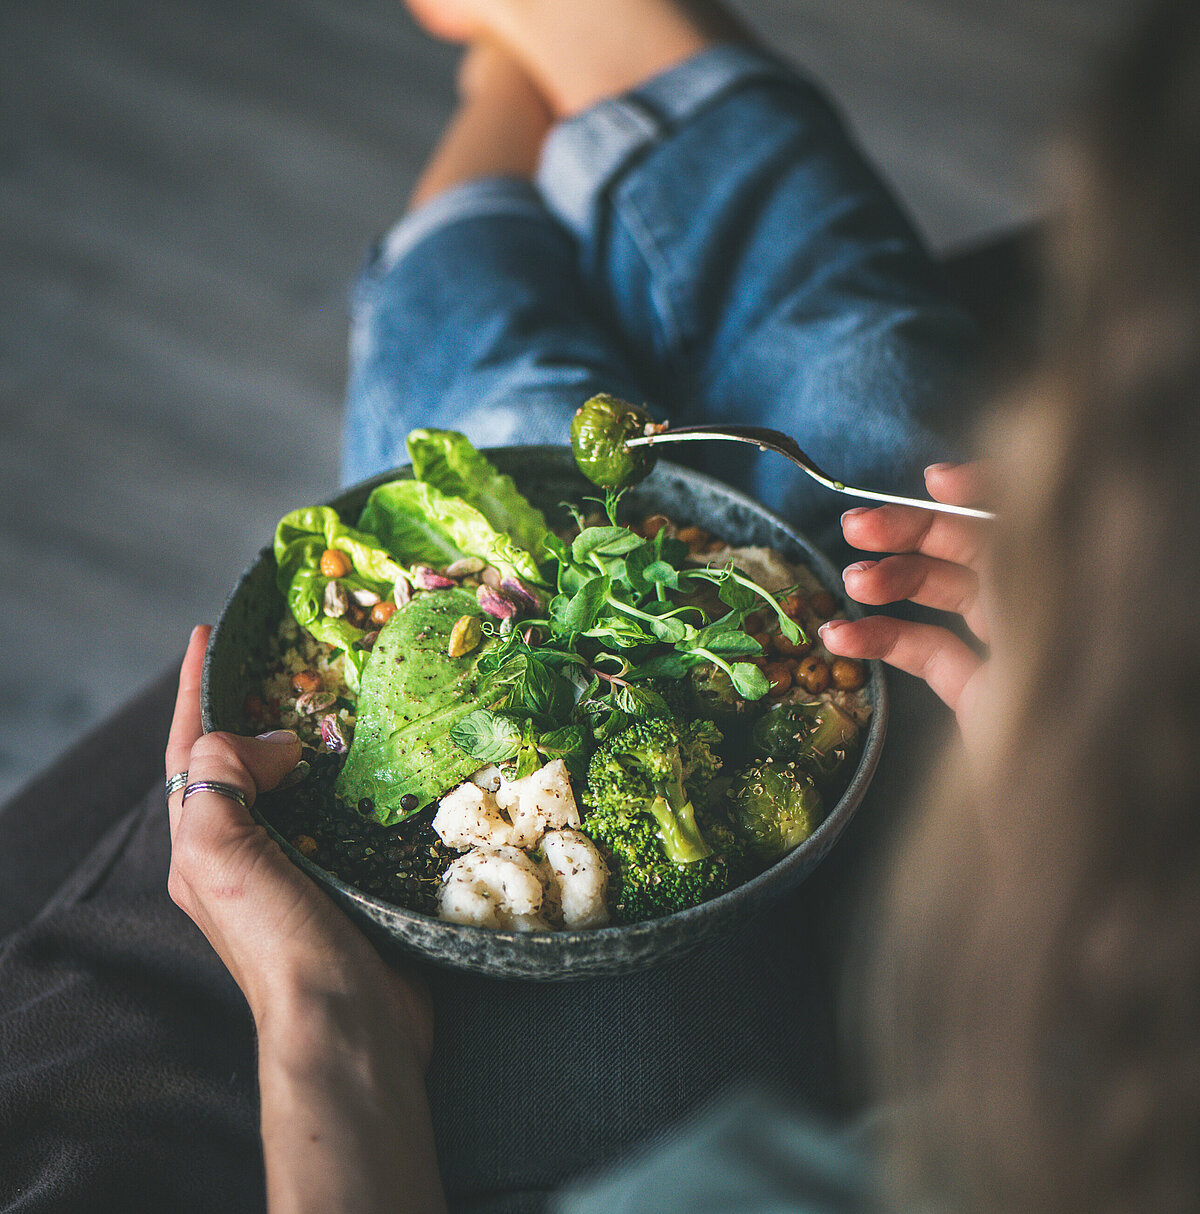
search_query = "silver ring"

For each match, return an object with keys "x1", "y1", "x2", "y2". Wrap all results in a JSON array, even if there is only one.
[
  {"x1": 181, "y1": 780, "x2": 250, "y2": 809},
  {"x1": 165, "y1": 771, "x2": 189, "y2": 798}
]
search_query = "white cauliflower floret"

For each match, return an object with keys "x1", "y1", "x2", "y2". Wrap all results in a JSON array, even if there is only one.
[
  {"x1": 469, "y1": 764, "x2": 503, "y2": 793},
  {"x1": 432, "y1": 782, "x2": 514, "y2": 850},
  {"x1": 540, "y1": 829, "x2": 610, "y2": 929},
  {"x1": 438, "y1": 846, "x2": 551, "y2": 931},
  {"x1": 495, "y1": 759, "x2": 581, "y2": 848}
]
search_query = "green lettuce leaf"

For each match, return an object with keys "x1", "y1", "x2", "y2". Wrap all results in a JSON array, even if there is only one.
[
  {"x1": 358, "y1": 479, "x2": 543, "y2": 584},
  {"x1": 274, "y1": 506, "x2": 406, "y2": 591},
  {"x1": 405, "y1": 429, "x2": 549, "y2": 557}
]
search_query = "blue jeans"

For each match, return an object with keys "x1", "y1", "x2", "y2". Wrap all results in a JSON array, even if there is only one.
[{"x1": 342, "y1": 45, "x2": 974, "y2": 555}]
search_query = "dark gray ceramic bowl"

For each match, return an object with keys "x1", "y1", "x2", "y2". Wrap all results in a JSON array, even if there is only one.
[{"x1": 202, "y1": 447, "x2": 886, "y2": 981}]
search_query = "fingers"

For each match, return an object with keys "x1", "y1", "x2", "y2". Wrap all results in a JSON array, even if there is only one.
[
  {"x1": 819, "y1": 615, "x2": 983, "y2": 719},
  {"x1": 840, "y1": 462, "x2": 991, "y2": 571},
  {"x1": 842, "y1": 554, "x2": 989, "y2": 642},
  {"x1": 166, "y1": 626, "x2": 211, "y2": 832},
  {"x1": 923, "y1": 461, "x2": 988, "y2": 507}
]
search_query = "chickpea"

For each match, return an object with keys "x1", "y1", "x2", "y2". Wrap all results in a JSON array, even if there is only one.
[
  {"x1": 810, "y1": 590, "x2": 838, "y2": 619},
  {"x1": 796, "y1": 655, "x2": 831, "y2": 694},
  {"x1": 641, "y1": 514, "x2": 671, "y2": 538},
  {"x1": 704, "y1": 538, "x2": 727, "y2": 553},
  {"x1": 291, "y1": 834, "x2": 319, "y2": 859},
  {"x1": 831, "y1": 657, "x2": 866, "y2": 691},
  {"x1": 675, "y1": 524, "x2": 709, "y2": 553},
  {"x1": 763, "y1": 662, "x2": 793, "y2": 696},
  {"x1": 771, "y1": 630, "x2": 811, "y2": 658},
  {"x1": 291, "y1": 670, "x2": 322, "y2": 695},
  {"x1": 370, "y1": 600, "x2": 398, "y2": 628},
  {"x1": 743, "y1": 611, "x2": 766, "y2": 634},
  {"x1": 781, "y1": 592, "x2": 806, "y2": 618},
  {"x1": 750, "y1": 631, "x2": 772, "y2": 655},
  {"x1": 320, "y1": 548, "x2": 352, "y2": 579}
]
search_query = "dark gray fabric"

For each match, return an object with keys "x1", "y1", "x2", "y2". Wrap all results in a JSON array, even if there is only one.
[{"x1": 0, "y1": 670, "x2": 948, "y2": 1213}]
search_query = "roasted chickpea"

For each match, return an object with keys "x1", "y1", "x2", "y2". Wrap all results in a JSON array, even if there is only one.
[
  {"x1": 291, "y1": 670, "x2": 322, "y2": 695},
  {"x1": 743, "y1": 611, "x2": 766, "y2": 634},
  {"x1": 809, "y1": 590, "x2": 838, "y2": 619},
  {"x1": 676, "y1": 525, "x2": 709, "y2": 552},
  {"x1": 771, "y1": 630, "x2": 811, "y2": 658},
  {"x1": 781, "y1": 592, "x2": 806, "y2": 618},
  {"x1": 291, "y1": 834, "x2": 319, "y2": 859},
  {"x1": 640, "y1": 514, "x2": 671, "y2": 538},
  {"x1": 830, "y1": 657, "x2": 866, "y2": 691},
  {"x1": 797, "y1": 655, "x2": 831, "y2": 694},
  {"x1": 763, "y1": 662, "x2": 793, "y2": 696},
  {"x1": 370, "y1": 600, "x2": 398, "y2": 628},
  {"x1": 320, "y1": 548, "x2": 352, "y2": 579}
]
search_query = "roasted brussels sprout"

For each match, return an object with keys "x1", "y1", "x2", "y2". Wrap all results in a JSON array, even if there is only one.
[
  {"x1": 570, "y1": 393, "x2": 658, "y2": 489},
  {"x1": 687, "y1": 663, "x2": 761, "y2": 722},
  {"x1": 750, "y1": 698, "x2": 860, "y2": 781},
  {"x1": 728, "y1": 758, "x2": 822, "y2": 862}
]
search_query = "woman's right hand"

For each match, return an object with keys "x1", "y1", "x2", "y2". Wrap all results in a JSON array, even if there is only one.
[{"x1": 819, "y1": 462, "x2": 992, "y2": 740}]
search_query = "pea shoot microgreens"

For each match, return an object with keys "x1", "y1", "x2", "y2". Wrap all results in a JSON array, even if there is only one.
[{"x1": 449, "y1": 491, "x2": 804, "y2": 771}]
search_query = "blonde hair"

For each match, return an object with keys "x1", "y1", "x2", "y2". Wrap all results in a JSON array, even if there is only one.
[{"x1": 862, "y1": 2, "x2": 1200, "y2": 1208}]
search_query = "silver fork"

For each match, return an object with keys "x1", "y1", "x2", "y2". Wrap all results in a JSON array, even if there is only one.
[{"x1": 626, "y1": 424, "x2": 995, "y2": 520}]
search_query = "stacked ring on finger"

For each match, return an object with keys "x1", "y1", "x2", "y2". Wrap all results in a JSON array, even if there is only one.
[
  {"x1": 181, "y1": 780, "x2": 250, "y2": 808},
  {"x1": 165, "y1": 771, "x2": 189, "y2": 798}
]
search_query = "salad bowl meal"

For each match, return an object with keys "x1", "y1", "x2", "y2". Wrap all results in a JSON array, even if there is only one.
[{"x1": 202, "y1": 417, "x2": 887, "y2": 980}]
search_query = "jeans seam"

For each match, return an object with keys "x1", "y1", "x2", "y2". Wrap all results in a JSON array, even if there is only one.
[{"x1": 612, "y1": 188, "x2": 687, "y2": 371}]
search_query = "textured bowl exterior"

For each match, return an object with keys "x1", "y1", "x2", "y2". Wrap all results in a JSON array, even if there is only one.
[{"x1": 202, "y1": 447, "x2": 887, "y2": 981}]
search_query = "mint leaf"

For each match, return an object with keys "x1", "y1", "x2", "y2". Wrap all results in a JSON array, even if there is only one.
[{"x1": 450, "y1": 710, "x2": 523, "y2": 763}]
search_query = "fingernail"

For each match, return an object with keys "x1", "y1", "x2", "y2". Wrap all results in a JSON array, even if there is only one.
[
  {"x1": 843, "y1": 560, "x2": 876, "y2": 576},
  {"x1": 841, "y1": 507, "x2": 870, "y2": 522},
  {"x1": 818, "y1": 620, "x2": 843, "y2": 636},
  {"x1": 256, "y1": 729, "x2": 299, "y2": 744},
  {"x1": 925, "y1": 462, "x2": 953, "y2": 476}
]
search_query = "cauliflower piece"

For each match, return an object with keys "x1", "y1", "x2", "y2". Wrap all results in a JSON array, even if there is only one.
[
  {"x1": 438, "y1": 846, "x2": 551, "y2": 930},
  {"x1": 432, "y1": 782, "x2": 515, "y2": 850},
  {"x1": 469, "y1": 764, "x2": 503, "y2": 793},
  {"x1": 495, "y1": 759, "x2": 581, "y2": 848},
  {"x1": 540, "y1": 829, "x2": 610, "y2": 929}
]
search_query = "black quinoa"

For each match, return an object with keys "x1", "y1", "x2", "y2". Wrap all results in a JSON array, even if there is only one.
[{"x1": 258, "y1": 749, "x2": 454, "y2": 917}]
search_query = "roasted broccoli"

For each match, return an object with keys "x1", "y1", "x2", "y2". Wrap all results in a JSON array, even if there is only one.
[
  {"x1": 583, "y1": 718, "x2": 721, "y2": 863},
  {"x1": 728, "y1": 757, "x2": 822, "y2": 863},
  {"x1": 585, "y1": 807, "x2": 748, "y2": 923},
  {"x1": 581, "y1": 717, "x2": 744, "y2": 921}
]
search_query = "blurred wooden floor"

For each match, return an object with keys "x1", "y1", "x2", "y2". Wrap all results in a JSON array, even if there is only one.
[{"x1": 0, "y1": 0, "x2": 1135, "y2": 801}]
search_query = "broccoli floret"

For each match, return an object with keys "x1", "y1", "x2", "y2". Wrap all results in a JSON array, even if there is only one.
[
  {"x1": 583, "y1": 798, "x2": 748, "y2": 923},
  {"x1": 583, "y1": 718, "x2": 719, "y2": 863},
  {"x1": 728, "y1": 757, "x2": 822, "y2": 863}
]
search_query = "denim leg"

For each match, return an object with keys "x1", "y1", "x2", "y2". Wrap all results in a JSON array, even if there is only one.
[
  {"x1": 538, "y1": 46, "x2": 976, "y2": 550},
  {"x1": 342, "y1": 178, "x2": 649, "y2": 486}
]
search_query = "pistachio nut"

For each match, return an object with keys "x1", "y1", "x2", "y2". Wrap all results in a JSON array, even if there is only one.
[
  {"x1": 322, "y1": 579, "x2": 350, "y2": 618},
  {"x1": 447, "y1": 614, "x2": 483, "y2": 658},
  {"x1": 413, "y1": 565, "x2": 456, "y2": 591},
  {"x1": 476, "y1": 584, "x2": 519, "y2": 620}
]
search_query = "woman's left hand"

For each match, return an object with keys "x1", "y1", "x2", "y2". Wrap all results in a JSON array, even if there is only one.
[
  {"x1": 166, "y1": 625, "x2": 446, "y2": 1212},
  {"x1": 165, "y1": 625, "x2": 432, "y2": 1065}
]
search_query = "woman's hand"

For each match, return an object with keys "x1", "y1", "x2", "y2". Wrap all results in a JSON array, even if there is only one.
[
  {"x1": 819, "y1": 463, "x2": 992, "y2": 738},
  {"x1": 166, "y1": 627, "x2": 446, "y2": 1214}
]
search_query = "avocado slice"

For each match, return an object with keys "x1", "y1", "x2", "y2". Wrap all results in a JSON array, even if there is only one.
[{"x1": 335, "y1": 588, "x2": 497, "y2": 825}]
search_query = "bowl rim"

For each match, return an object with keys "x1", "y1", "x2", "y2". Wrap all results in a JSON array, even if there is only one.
[{"x1": 202, "y1": 446, "x2": 888, "y2": 959}]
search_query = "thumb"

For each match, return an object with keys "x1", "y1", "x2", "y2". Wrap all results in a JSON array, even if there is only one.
[{"x1": 185, "y1": 729, "x2": 303, "y2": 809}]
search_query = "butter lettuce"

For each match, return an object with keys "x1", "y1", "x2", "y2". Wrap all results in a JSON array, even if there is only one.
[
  {"x1": 405, "y1": 429, "x2": 550, "y2": 558},
  {"x1": 358, "y1": 480, "x2": 543, "y2": 585},
  {"x1": 273, "y1": 507, "x2": 408, "y2": 690}
]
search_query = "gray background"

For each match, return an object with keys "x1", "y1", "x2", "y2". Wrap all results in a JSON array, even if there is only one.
[{"x1": 1, "y1": 0, "x2": 1136, "y2": 802}]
